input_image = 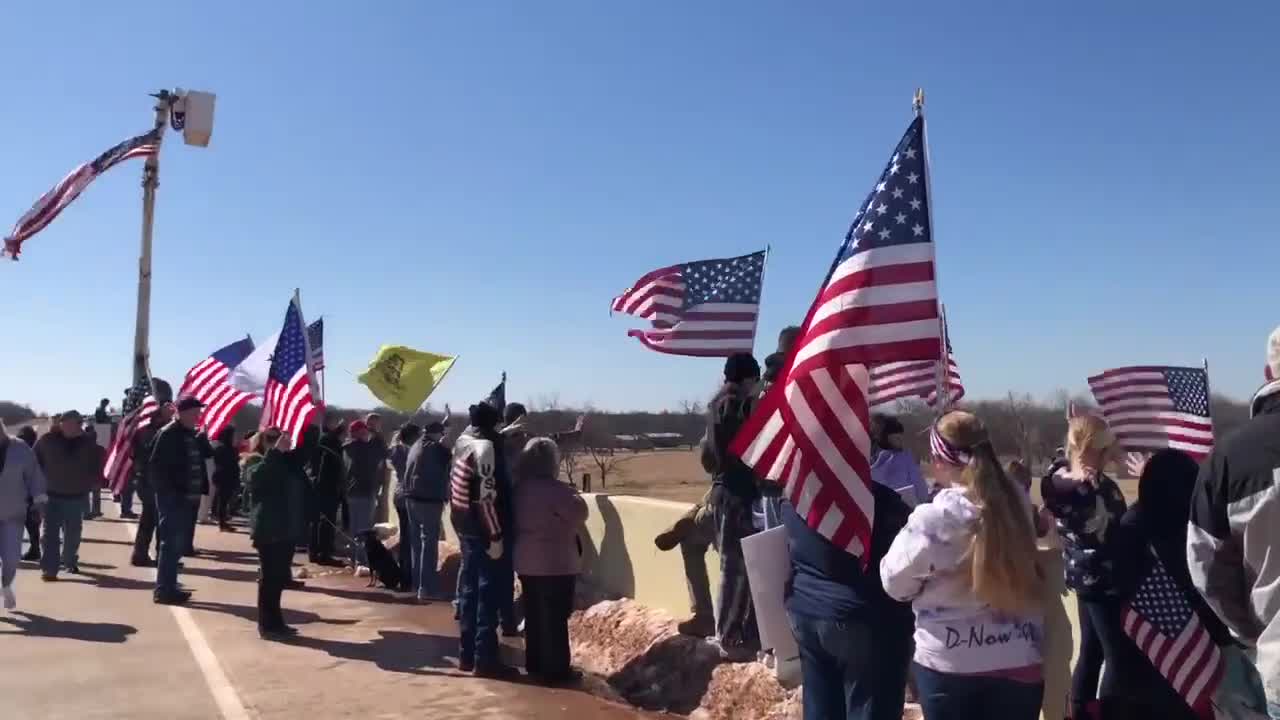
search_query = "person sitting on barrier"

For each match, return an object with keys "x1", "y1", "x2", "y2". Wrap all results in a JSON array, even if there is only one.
[{"x1": 653, "y1": 440, "x2": 717, "y2": 639}]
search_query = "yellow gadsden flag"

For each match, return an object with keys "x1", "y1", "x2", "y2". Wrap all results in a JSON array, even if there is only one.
[{"x1": 357, "y1": 345, "x2": 457, "y2": 413}]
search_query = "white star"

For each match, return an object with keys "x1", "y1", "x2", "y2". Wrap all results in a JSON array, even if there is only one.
[
  {"x1": 890, "y1": 163, "x2": 900, "y2": 175},
  {"x1": 862, "y1": 220, "x2": 875, "y2": 232},
  {"x1": 909, "y1": 198, "x2": 922, "y2": 211},
  {"x1": 876, "y1": 203, "x2": 888, "y2": 215},
  {"x1": 895, "y1": 212, "x2": 907, "y2": 224},
  {"x1": 912, "y1": 223, "x2": 925, "y2": 237},
  {"x1": 892, "y1": 153, "x2": 899, "y2": 163},
  {"x1": 876, "y1": 181, "x2": 887, "y2": 193},
  {"x1": 907, "y1": 172, "x2": 919, "y2": 184},
  {"x1": 904, "y1": 147, "x2": 917, "y2": 160},
  {"x1": 891, "y1": 187, "x2": 903, "y2": 199},
  {"x1": 878, "y1": 228, "x2": 891, "y2": 241}
]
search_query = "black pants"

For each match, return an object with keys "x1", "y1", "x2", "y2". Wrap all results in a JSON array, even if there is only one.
[
  {"x1": 256, "y1": 541, "x2": 293, "y2": 631},
  {"x1": 132, "y1": 485, "x2": 159, "y2": 562},
  {"x1": 710, "y1": 485, "x2": 758, "y2": 652},
  {"x1": 1073, "y1": 598, "x2": 1130, "y2": 718},
  {"x1": 394, "y1": 497, "x2": 411, "y2": 587},
  {"x1": 212, "y1": 483, "x2": 238, "y2": 525},
  {"x1": 310, "y1": 489, "x2": 339, "y2": 560},
  {"x1": 521, "y1": 574, "x2": 576, "y2": 682},
  {"x1": 24, "y1": 504, "x2": 41, "y2": 556}
]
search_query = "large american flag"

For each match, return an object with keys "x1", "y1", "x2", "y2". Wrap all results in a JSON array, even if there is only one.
[
  {"x1": 868, "y1": 319, "x2": 963, "y2": 407},
  {"x1": 3, "y1": 129, "x2": 160, "y2": 260},
  {"x1": 262, "y1": 296, "x2": 321, "y2": 446},
  {"x1": 612, "y1": 250, "x2": 766, "y2": 357},
  {"x1": 1123, "y1": 548, "x2": 1223, "y2": 716},
  {"x1": 1087, "y1": 365, "x2": 1214, "y2": 459},
  {"x1": 104, "y1": 376, "x2": 159, "y2": 495},
  {"x1": 731, "y1": 116, "x2": 941, "y2": 558},
  {"x1": 179, "y1": 337, "x2": 256, "y2": 441}
]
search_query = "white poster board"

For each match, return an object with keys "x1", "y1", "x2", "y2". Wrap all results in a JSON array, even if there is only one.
[{"x1": 741, "y1": 525, "x2": 800, "y2": 682}]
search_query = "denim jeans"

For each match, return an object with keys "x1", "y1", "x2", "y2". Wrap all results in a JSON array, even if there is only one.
[
  {"x1": 132, "y1": 484, "x2": 158, "y2": 562},
  {"x1": 394, "y1": 497, "x2": 411, "y2": 584},
  {"x1": 183, "y1": 497, "x2": 200, "y2": 555},
  {"x1": 1, "y1": 520, "x2": 22, "y2": 588},
  {"x1": 457, "y1": 535, "x2": 501, "y2": 668},
  {"x1": 119, "y1": 482, "x2": 135, "y2": 516},
  {"x1": 788, "y1": 611, "x2": 911, "y2": 720},
  {"x1": 347, "y1": 495, "x2": 376, "y2": 566},
  {"x1": 155, "y1": 491, "x2": 186, "y2": 594},
  {"x1": 912, "y1": 662, "x2": 1044, "y2": 720},
  {"x1": 406, "y1": 500, "x2": 443, "y2": 599},
  {"x1": 42, "y1": 495, "x2": 87, "y2": 576}
]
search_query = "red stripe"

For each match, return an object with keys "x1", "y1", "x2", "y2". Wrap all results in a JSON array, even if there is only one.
[
  {"x1": 1087, "y1": 366, "x2": 1174, "y2": 383},
  {"x1": 789, "y1": 338, "x2": 942, "y2": 380},
  {"x1": 636, "y1": 328, "x2": 756, "y2": 341},
  {"x1": 806, "y1": 299, "x2": 939, "y2": 340}
]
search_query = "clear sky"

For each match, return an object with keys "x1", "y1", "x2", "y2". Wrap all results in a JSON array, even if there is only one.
[{"x1": 3, "y1": 2, "x2": 1277, "y2": 415}]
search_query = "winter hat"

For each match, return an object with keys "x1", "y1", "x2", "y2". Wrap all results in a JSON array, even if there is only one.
[
  {"x1": 469, "y1": 402, "x2": 501, "y2": 430},
  {"x1": 723, "y1": 352, "x2": 761, "y2": 384},
  {"x1": 1267, "y1": 325, "x2": 1280, "y2": 382}
]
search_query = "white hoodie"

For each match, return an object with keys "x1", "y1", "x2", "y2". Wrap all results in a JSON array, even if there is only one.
[{"x1": 880, "y1": 488, "x2": 1044, "y2": 674}]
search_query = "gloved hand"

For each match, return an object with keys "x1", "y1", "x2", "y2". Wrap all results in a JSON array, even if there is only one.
[{"x1": 487, "y1": 540, "x2": 504, "y2": 560}]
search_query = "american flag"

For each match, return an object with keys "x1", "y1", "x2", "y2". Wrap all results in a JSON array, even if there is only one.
[
  {"x1": 103, "y1": 376, "x2": 159, "y2": 495},
  {"x1": 486, "y1": 372, "x2": 506, "y2": 414},
  {"x1": 612, "y1": 250, "x2": 766, "y2": 357},
  {"x1": 262, "y1": 296, "x2": 321, "y2": 446},
  {"x1": 3, "y1": 129, "x2": 161, "y2": 260},
  {"x1": 731, "y1": 116, "x2": 941, "y2": 558},
  {"x1": 179, "y1": 337, "x2": 255, "y2": 441},
  {"x1": 868, "y1": 318, "x2": 963, "y2": 407},
  {"x1": 308, "y1": 318, "x2": 325, "y2": 371},
  {"x1": 1087, "y1": 365, "x2": 1215, "y2": 459},
  {"x1": 1123, "y1": 548, "x2": 1223, "y2": 716}
]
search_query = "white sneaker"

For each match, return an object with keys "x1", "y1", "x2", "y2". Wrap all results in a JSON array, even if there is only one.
[
  {"x1": 2, "y1": 585, "x2": 15, "y2": 611},
  {"x1": 355, "y1": 566, "x2": 371, "y2": 578}
]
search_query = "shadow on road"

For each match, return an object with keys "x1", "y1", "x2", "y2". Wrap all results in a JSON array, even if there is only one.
[
  {"x1": 289, "y1": 629, "x2": 464, "y2": 677},
  {"x1": 0, "y1": 612, "x2": 137, "y2": 643},
  {"x1": 185, "y1": 599, "x2": 360, "y2": 629},
  {"x1": 298, "y1": 583, "x2": 419, "y2": 606}
]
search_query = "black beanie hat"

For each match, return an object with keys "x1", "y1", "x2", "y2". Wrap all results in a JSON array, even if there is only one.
[
  {"x1": 724, "y1": 352, "x2": 761, "y2": 384},
  {"x1": 469, "y1": 402, "x2": 501, "y2": 430}
]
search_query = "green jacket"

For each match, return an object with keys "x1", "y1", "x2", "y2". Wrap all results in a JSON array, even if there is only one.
[{"x1": 244, "y1": 449, "x2": 305, "y2": 546}]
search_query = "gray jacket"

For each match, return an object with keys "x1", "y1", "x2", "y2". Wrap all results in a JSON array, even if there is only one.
[
  {"x1": 0, "y1": 436, "x2": 47, "y2": 522},
  {"x1": 1189, "y1": 379, "x2": 1280, "y2": 707}
]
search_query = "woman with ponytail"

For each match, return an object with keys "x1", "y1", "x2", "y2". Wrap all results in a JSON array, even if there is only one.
[
  {"x1": 1041, "y1": 414, "x2": 1127, "y2": 720},
  {"x1": 880, "y1": 410, "x2": 1045, "y2": 719}
]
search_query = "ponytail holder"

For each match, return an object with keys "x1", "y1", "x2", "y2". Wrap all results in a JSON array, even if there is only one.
[{"x1": 930, "y1": 425, "x2": 972, "y2": 466}]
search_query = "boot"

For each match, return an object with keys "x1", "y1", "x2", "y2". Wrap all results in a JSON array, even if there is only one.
[
  {"x1": 654, "y1": 504, "x2": 700, "y2": 551},
  {"x1": 676, "y1": 614, "x2": 715, "y2": 638}
]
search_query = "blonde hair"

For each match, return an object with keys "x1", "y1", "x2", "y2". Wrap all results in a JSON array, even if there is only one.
[
  {"x1": 1067, "y1": 414, "x2": 1115, "y2": 474},
  {"x1": 935, "y1": 411, "x2": 1041, "y2": 615}
]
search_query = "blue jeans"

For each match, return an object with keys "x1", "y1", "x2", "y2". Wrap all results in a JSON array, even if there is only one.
[
  {"x1": 406, "y1": 500, "x2": 443, "y2": 598},
  {"x1": 457, "y1": 535, "x2": 501, "y2": 667},
  {"x1": 1, "y1": 520, "x2": 22, "y2": 588},
  {"x1": 347, "y1": 495, "x2": 375, "y2": 566},
  {"x1": 155, "y1": 491, "x2": 187, "y2": 594},
  {"x1": 120, "y1": 482, "x2": 135, "y2": 515},
  {"x1": 42, "y1": 495, "x2": 87, "y2": 576},
  {"x1": 912, "y1": 662, "x2": 1044, "y2": 720},
  {"x1": 788, "y1": 611, "x2": 911, "y2": 720}
]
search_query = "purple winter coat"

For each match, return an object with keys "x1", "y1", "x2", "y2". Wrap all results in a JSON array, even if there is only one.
[
  {"x1": 870, "y1": 449, "x2": 930, "y2": 507},
  {"x1": 513, "y1": 472, "x2": 589, "y2": 577}
]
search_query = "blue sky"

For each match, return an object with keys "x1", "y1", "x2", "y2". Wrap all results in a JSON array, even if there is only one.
[{"x1": 2, "y1": 2, "x2": 1277, "y2": 414}]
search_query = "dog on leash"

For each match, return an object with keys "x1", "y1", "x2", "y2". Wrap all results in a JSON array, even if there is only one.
[{"x1": 356, "y1": 529, "x2": 404, "y2": 590}]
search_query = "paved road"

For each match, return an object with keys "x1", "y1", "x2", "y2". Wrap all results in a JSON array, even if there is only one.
[{"x1": 0, "y1": 500, "x2": 652, "y2": 720}]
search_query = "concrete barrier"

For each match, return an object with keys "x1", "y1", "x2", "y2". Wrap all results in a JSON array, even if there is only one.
[{"x1": 444, "y1": 492, "x2": 1078, "y2": 720}]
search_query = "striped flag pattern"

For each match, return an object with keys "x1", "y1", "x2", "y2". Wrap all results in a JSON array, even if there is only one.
[
  {"x1": 179, "y1": 337, "x2": 256, "y2": 441},
  {"x1": 3, "y1": 129, "x2": 161, "y2": 260},
  {"x1": 868, "y1": 320, "x2": 963, "y2": 407},
  {"x1": 262, "y1": 296, "x2": 321, "y2": 446},
  {"x1": 611, "y1": 251, "x2": 765, "y2": 357},
  {"x1": 1088, "y1": 365, "x2": 1215, "y2": 459},
  {"x1": 1123, "y1": 548, "x2": 1223, "y2": 716},
  {"x1": 308, "y1": 318, "x2": 325, "y2": 371},
  {"x1": 104, "y1": 377, "x2": 159, "y2": 495},
  {"x1": 731, "y1": 116, "x2": 941, "y2": 559}
]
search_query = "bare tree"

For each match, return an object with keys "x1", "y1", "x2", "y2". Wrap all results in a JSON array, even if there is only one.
[
  {"x1": 677, "y1": 398, "x2": 705, "y2": 417},
  {"x1": 582, "y1": 419, "x2": 622, "y2": 489}
]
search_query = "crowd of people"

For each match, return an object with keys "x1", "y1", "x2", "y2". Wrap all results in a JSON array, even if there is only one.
[{"x1": 3, "y1": 326, "x2": 1280, "y2": 719}]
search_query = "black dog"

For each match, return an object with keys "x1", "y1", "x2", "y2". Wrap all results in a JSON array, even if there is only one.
[{"x1": 356, "y1": 529, "x2": 403, "y2": 590}]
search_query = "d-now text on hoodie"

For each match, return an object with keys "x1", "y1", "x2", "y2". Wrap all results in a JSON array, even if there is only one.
[{"x1": 943, "y1": 621, "x2": 1040, "y2": 650}]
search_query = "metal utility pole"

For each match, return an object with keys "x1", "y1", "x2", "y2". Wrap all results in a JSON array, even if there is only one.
[{"x1": 132, "y1": 90, "x2": 175, "y2": 387}]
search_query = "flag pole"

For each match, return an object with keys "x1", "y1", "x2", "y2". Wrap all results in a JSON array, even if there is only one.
[
  {"x1": 917, "y1": 89, "x2": 948, "y2": 416},
  {"x1": 753, "y1": 246, "x2": 772, "y2": 358},
  {"x1": 1203, "y1": 357, "x2": 1214, "y2": 424},
  {"x1": 132, "y1": 91, "x2": 175, "y2": 387}
]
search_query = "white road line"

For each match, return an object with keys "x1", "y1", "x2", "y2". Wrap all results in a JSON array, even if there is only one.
[{"x1": 119, "y1": 519, "x2": 252, "y2": 720}]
